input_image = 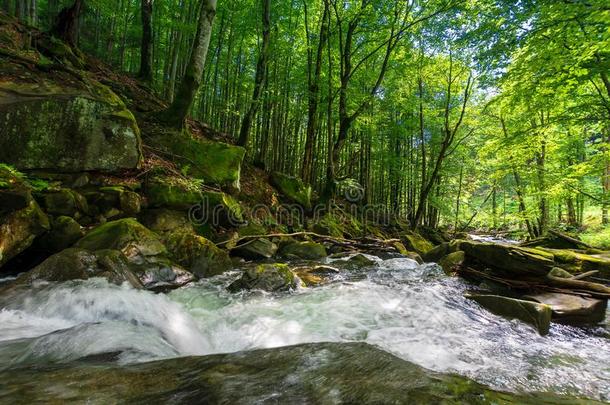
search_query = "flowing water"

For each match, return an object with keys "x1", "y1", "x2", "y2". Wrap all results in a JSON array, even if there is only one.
[{"x1": 0, "y1": 256, "x2": 608, "y2": 401}]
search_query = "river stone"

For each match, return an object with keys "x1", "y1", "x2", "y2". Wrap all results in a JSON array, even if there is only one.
[
  {"x1": 270, "y1": 171, "x2": 313, "y2": 210},
  {"x1": 0, "y1": 81, "x2": 142, "y2": 172},
  {"x1": 292, "y1": 265, "x2": 340, "y2": 287},
  {"x1": 439, "y1": 251, "x2": 465, "y2": 274},
  {"x1": 465, "y1": 293, "x2": 552, "y2": 335},
  {"x1": 460, "y1": 241, "x2": 555, "y2": 277},
  {"x1": 228, "y1": 263, "x2": 298, "y2": 292},
  {"x1": 230, "y1": 238, "x2": 277, "y2": 260},
  {"x1": 401, "y1": 231, "x2": 435, "y2": 255},
  {"x1": 523, "y1": 292, "x2": 607, "y2": 325},
  {"x1": 37, "y1": 215, "x2": 84, "y2": 252},
  {"x1": 74, "y1": 218, "x2": 194, "y2": 291},
  {"x1": 278, "y1": 241, "x2": 327, "y2": 260},
  {"x1": 165, "y1": 231, "x2": 232, "y2": 278},
  {"x1": 0, "y1": 342, "x2": 596, "y2": 404}
]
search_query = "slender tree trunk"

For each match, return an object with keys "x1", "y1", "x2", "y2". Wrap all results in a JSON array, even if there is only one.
[
  {"x1": 138, "y1": 0, "x2": 153, "y2": 81},
  {"x1": 161, "y1": 0, "x2": 217, "y2": 127},
  {"x1": 237, "y1": 0, "x2": 270, "y2": 148}
]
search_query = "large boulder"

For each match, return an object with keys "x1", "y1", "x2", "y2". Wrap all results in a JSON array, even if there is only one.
[
  {"x1": 228, "y1": 263, "x2": 299, "y2": 292},
  {"x1": 460, "y1": 241, "x2": 554, "y2": 277},
  {"x1": 278, "y1": 241, "x2": 327, "y2": 260},
  {"x1": 0, "y1": 167, "x2": 49, "y2": 268},
  {"x1": 74, "y1": 219, "x2": 194, "y2": 291},
  {"x1": 165, "y1": 231, "x2": 231, "y2": 278},
  {"x1": 145, "y1": 176, "x2": 203, "y2": 210},
  {"x1": 465, "y1": 293, "x2": 552, "y2": 335},
  {"x1": 401, "y1": 231, "x2": 434, "y2": 255},
  {"x1": 270, "y1": 172, "x2": 313, "y2": 210},
  {"x1": 0, "y1": 342, "x2": 591, "y2": 404},
  {"x1": 0, "y1": 81, "x2": 142, "y2": 172},
  {"x1": 523, "y1": 292, "x2": 607, "y2": 325}
]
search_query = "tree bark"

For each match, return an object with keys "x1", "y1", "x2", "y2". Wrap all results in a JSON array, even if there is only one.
[
  {"x1": 51, "y1": 0, "x2": 83, "y2": 47},
  {"x1": 237, "y1": 0, "x2": 271, "y2": 147},
  {"x1": 161, "y1": 0, "x2": 217, "y2": 127},
  {"x1": 138, "y1": 0, "x2": 154, "y2": 82}
]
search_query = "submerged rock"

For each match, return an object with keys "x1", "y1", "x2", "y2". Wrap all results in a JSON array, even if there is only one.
[
  {"x1": 0, "y1": 342, "x2": 596, "y2": 404},
  {"x1": 228, "y1": 263, "x2": 298, "y2": 292},
  {"x1": 465, "y1": 293, "x2": 552, "y2": 335},
  {"x1": 523, "y1": 292, "x2": 607, "y2": 325},
  {"x1": 278, "y1": 240, "x2": 327, "y2": 260},
  {"x1": 0, "y1": 81, "x2": 142, "y2": 172}
]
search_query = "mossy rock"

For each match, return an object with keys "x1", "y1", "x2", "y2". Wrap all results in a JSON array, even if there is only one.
[
  {"x1": 165, "y1": 230, "x2": 231, "y2": 278},
  {"x1": 460, "y1": 241, "x2": 555, "y2": 278},
  {"x1": 546, "y1": 248, "x2": 610, "y2": 278},
  {"x1": 270, "y1": 172, "x2": 313, "y2": 210},
  {"x1": 0, "y1": 81, "x2": 142, "y2": 172},
  {"x1": 228, "y1": 263, "x2": 298, "y2": 292},
  {"x1": 439, "y1": 251, "x2": 465, "y2": 274},
  {"x1": 422, "y1": 240, "x2": 463, "y2": 263},
  {"x1": 278, "y1": 241, "x2": 327, "y2": 260},
  {"x1": 145, "y1": 176, "x2": 203, "y2": 209},
  {"x1": 157, "y1": 131, "x2": 245, "y2": 190},
  {"x1": 0, "y1": 196, "x2": 49, "y2": 269},
  {"x1": 139, "y1": 209, "x2": 194, "y2": 235},
  {"x1": 401, "y1": 231, "x2": 435, "y2": 255},
  {"x1": 465, "y1": 293, "x2": 552, "y2": 335},
  {"x1": 237, "y1": 223, "x2": 268, "y2": 237},
  {"x1": 230, "y1": 238, "x2": 277, "y2": 260},
  {"x1": 42, "y1": 188, "x2": 89, "y2": 216},
  {"x1": 37, "y1": 215, "x2": 83, "y2": 252},
  {"x1": 201, "y1": 191, "x2": 244, "y2": 224}
]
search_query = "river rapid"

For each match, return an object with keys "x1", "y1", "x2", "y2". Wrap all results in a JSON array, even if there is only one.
[{"x1": 0, "y1": 255, "x2": 608, "y2": 401}]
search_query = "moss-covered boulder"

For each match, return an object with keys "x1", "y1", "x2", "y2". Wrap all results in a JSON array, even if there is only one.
[
  {"x1": 278, "y1": 241, "x2": 327, "y2": 260},
  {"x1": 0, "y1": 167, "x2": 49, "y2": 268},
  {"x1": 156, "y1": 132, "x2": 245, "y2": 190},
  {"x1": 9, "y1": 247, "x2": 143, "y2": 289},
  {"x1": 401, "y1": 231, "x2": 435, "y2": 255},
  {"x1": 0, "y1": 81, "x2": 142, "y2": 172},
  {"x1": 37, "y1": 215, "x2": 84, "y2": 252},
  {"x1": 230, "y1": 238, "x2": 277, "y2": 260},
  {"x1": 228, "y1": 263, "x2": 298, "y2": 292},
  {"x1": 42, "y1": 188, "x2": 88, "y2": 216},
  {"x1": 422, "y1": 241, "x2": 463, "y2": 263},
  {"x1": 460, "y1": 241, "x2": 555, "y2": 277},
  {"x1": 74, "y1": 219, "x2": 194, "y2": 291},
  {"x1": 139, "y1": 209, "x2": 194, "y2": 235},
  {"x1": 270, "y1": 172, "x2": 313, "y2": 210},
  {"x1": 465, "y1": 293, "x2": 552, "y2": 335},
  {"x1": 145, "y1": 176, "x2": 203, "y2": 209},
  {"x1": 201, "y1": 191, "x2": 244, "y2": 224},
  {"x1": 165, "y1": 231, "x2": 231, "y2": 278},
  {"x1": 439, "y1": 251, "x2": 465, "y2": 274},
  {"x1": 546, "y1": 248, "x2": 610, "y2": 278}
]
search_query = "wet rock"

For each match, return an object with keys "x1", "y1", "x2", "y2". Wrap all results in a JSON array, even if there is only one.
[
  {"x1": 0, "y1": 81, "x2": 142, "y2": 172},
  {"x1": 165, "y1": 231, "x2": 231, "y2": 278},
  {"x1": 439, "y1": 251, "x2": 465, "y2": 274},
  {"x1": 0, "y1": 342, "x2": 591, "y2": 404},
  {"x1": 404, "y1": 251, "x2": 424, "y2": 264},
  {"x1": 228, "y1": 263, "x2": 298, "y2": 292},
  {"x1": 523, "y1": 292, "x2": 607, "y2": 325},
  {"x1": 74, "y1": 218, "x2": 194, "y2": 290},
  {"x1": 422, "y1": 240, "x2": 462, "y2": 263},
  {"x1": 270, "y1": 171, "x2": 313, "y2": 210},
  {"x1": 230, "y1": 238, "x2": 277, "y2": 260},
  {"x1": 343, "y1": 253, "x2": 377, "y2": 269},
  {"x1": 460, "y1": 241, "x2": 554, "y2": 277},
  {"x1": 292, "y1": 265, "x2": 340, "y2": 287},
  {"x1": 465, "y1": 293, "x2": 552, "y2": 335},
  {"x1": 278, "y1": 241, "x2": 327, "y2": 260}
]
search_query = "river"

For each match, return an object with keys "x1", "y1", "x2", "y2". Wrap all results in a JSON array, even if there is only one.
[{"x1": 0, "y1": 255, "x2": 608, "y2": 401}]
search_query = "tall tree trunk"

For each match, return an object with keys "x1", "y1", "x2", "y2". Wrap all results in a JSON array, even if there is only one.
[
  {"x1": 138, "y1": 0, "x2": 153, "y2": 81},
  {"x1": 51, "y1": 0, "x2": 83, "y2": 47},
  {"x1": 161, "y1": 0, "x2": 217, "y2": 128},
  {"x1": 237, "y1": 0, "x2": 270, "y2": 148},
  {"x1": 301, "y1": 0, "x2": 329, "y2": 184}
]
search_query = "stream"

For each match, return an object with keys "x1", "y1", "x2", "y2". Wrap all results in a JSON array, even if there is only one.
[{"x1": 0, "y1": 255, "x2": 608, "y2": 402}]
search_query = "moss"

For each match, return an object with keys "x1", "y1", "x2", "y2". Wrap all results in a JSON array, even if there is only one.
[
  {"x1": 165, "y1": 231, "x2": 231, "y2": 278},
  {"x1": 402, "y1": 231, "x2": 435, "y2": 255},
  {"x1": 202, "y1": 191, "x2": 244, "y2": 223},
  {"x1": 278, "y1": 241, "x2": 327, "y2": 260},
  {"x1": 270, "y1": 172, "x2": 313, "y2": 210},
  {"x1": 145, "y1": 176, "x2": 203, "y2": 209},
  {"x1": 439, "y1": 251, "x2": 465, "y2": 274}
]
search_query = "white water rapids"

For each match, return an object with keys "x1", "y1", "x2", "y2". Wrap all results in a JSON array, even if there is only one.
[{"x1": 0, "y1": 256, "x2": 608, "y2": 400}]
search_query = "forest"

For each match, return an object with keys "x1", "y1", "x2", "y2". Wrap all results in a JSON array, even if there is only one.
[
  {"x1": 4, "y1": 0, "x2": 609, "y2": 241},
  {"x1": 0, "y1": 0, "x2": 609, "y2": 403}
]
